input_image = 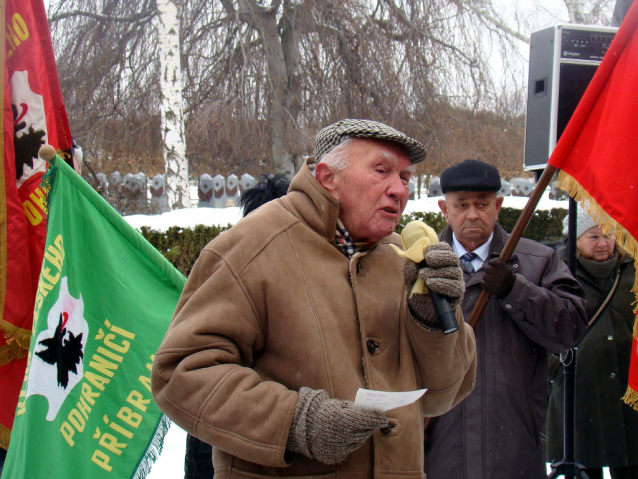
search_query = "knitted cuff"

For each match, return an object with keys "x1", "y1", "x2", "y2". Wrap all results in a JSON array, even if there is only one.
[
  {"x1": 408, "y1": 298, "x2": 441, "y2": 331},
  {"x1": 286, "y1": 387, "x2": 324, "y2": 459}
]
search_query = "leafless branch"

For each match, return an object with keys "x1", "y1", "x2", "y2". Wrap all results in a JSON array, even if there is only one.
[{"x1": 49, "y1": 8, "x2": 156, "y2": 23}]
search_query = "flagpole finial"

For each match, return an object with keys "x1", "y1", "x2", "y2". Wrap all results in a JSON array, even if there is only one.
[{"x1": 39, "y1": 145, "x2": 57, "y2": 162}]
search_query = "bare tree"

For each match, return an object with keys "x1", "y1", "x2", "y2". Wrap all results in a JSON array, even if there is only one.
[
  {"x1": 520, "y1": 0, "x2": 615, "y2": 26},
  {"x1": 562, "y1": 0, "x2": 616, "y2": 23},
  {"x1": 178, "y1": 0, "x2": 530, "y2": 175},
  {"x1": 48, "y1": 0, "x2": 548, "y2": 182},
  {"x1": 48, "y1": 0, "x2": 160, "y2": 172}
]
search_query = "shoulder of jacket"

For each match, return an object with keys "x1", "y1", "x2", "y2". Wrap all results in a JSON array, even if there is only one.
[
  {"x1": 202, "y1": 199, "x2": 301, "y2": 262},
  {"x1": 515, "y1": 237, "x2": 558, "y2": 259}
]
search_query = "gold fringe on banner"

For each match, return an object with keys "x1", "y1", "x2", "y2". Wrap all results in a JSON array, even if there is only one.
[
  {"x1": 0, "y1": 422, "x2": 10, "y2": 451},
  {"x1": 556, "y1": 170, "x2": 638, "y2": 300},
  {"x1": 0, "y1": 318, "x2": 31, "y2": 351},
  {"x1": 0, "y1": 341, "x2": 27, "y2": 366},
  {"x1": 622, "y1": 384, "x2": 638, "y2": 409},
  {"x1": 556, "y1": 170, "x2": 638, "y2": 410}
]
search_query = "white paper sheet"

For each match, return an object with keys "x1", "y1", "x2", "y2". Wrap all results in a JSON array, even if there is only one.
[{"x1": 353, "y1": 388, "x2": 427, "y2": 413}]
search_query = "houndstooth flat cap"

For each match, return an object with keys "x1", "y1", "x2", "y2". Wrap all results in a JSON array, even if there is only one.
[{"x1": 314, "y1": 119, "x2": 427, "y2": 164}]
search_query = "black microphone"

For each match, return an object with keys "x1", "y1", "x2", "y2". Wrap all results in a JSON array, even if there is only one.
[
  {"x1": 391, "y1": 220, "x2": 460, "y2": 334},
  {"x1": 429, "y1": 290, "x2": 459, "y2": 334}
]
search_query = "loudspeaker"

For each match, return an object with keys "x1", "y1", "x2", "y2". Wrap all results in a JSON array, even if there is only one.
[{"x1": 524, "y1": 24, "x2": 617, "y2": 172}]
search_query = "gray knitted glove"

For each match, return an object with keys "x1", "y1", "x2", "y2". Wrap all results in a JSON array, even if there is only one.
[
  {"x1": 403, "y1": 243, "x2": 465, "y2": 329},
  {"x1": 287, "y1": 387, "x2": 389, "y2": 464}
]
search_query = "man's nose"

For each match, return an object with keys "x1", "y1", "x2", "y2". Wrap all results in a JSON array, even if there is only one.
[
  {"x1": 467, "y1": 205, "x2": 479, "y2": 219},
  {"x1": 387, "y1": 175, "x2": 408, "y2": 200}
]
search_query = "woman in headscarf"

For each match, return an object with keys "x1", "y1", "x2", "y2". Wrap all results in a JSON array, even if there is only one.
[{"x1": 546, "y1": 210, "x2": 638, "y2": 479}]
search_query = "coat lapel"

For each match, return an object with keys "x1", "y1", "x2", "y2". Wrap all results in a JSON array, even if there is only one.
[{"x1": 440, "y1": 223, "x2": 520, "y2": 289}]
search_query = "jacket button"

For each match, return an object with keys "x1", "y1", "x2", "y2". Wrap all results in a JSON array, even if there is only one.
[
  {"x1": 610, "y1": 373, "x2": 616, "y2": 379},
  {"x1": 504, "y1": 304, "x2": 512, "y2": 310},
  {"x1": 607, "y1": 335, "x2": 613, "y2": 340},
  {"x1": 367, "y1": 339, "x2": 379, "y2": 354}
]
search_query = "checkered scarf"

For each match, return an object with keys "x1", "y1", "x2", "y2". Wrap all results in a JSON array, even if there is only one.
[{"x1": 334, "y1": 221, "x2": 373, "y2": 259}]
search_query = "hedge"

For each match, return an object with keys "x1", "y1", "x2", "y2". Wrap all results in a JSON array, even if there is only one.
[
  {"x1": 396, "y1": 207, "x2": 568, "y2": 245},
  {"x1": 140, "y1": 224, "x2": 231, "y2": 276},
  {"x1": 141, "y1": 207, "x2": 568, "y2": 276}
]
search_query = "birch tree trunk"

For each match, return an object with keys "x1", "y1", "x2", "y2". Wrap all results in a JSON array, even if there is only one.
[
  {"x1": 564, "y1": 0, "x2": 583, "y2": 22},
  {"x1": 157, "y1": 0, "x2": 190, "y2": 209}
]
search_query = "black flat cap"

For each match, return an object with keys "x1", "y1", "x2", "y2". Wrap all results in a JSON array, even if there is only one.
[
  {"x1": 440, "y1": 159, "x2": 501, "y2": 193},
  {"x1": 314, "y1": 119, "x2": 427, "y2": 164}
]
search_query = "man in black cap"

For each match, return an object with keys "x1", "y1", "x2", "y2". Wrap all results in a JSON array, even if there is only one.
[
  {"x1": 152, "y1": 120, "x2": 477, "y2": 478},
  {"x1": 423, "y1": 159, "x2": 588, "y2": 479}
]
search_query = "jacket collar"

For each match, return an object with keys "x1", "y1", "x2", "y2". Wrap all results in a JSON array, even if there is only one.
[
  {"x1": 283, "y1": 157, "x2": 342, "y2": 240},
  {"x1": 440, "y1": 222, "x2": 510, "y2": 256},
  {"x1": 487, "y1": 223, "x2": 509, "y2": 257}
]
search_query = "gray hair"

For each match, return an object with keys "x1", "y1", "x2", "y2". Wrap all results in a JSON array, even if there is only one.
[
  {"x1": 317, "y1": 137, "x2": 417, "y2": 175},
  {"x1": 317, "y1": 137, "x2": 353, "y2": 171}
]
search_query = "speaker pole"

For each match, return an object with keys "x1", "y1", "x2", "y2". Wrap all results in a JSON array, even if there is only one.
[{"x1": 548, "y1": 197, "x2": 588, "y2": 479}]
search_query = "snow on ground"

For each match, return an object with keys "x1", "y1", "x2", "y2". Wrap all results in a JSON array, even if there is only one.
[
  {"x1": 125, "y1": 189, "x2": 568, "y2": 232},
  {"x1": 137, "y1": 190, "x2": 608, "y2": 479},
  {"x1": 125, "y1": 204, "x2": 244, "y2": 232},
  {"x1": 148, "y1": 424, "x2": 187, "y2": 479}
]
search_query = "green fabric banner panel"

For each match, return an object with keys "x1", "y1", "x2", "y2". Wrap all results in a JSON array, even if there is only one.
[{"x1": 1, "y1": 155, "x2": 186, "y2": 478}]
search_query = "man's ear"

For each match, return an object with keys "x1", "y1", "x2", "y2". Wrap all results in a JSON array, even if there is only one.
[
  {"x1": 315, "y1": 162, "x2": 340, "y2": 200},
  {"x1": 495, "y1": 195, "x2": 504, "y2": 215},
  {"x1": 438, "y1": 199, "x2": 448, "y2": 220}
]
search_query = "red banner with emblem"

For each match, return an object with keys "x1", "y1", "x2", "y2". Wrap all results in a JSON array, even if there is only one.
[
  {"x1": 547, "y1": 1, "x2": 638, "y2": 409},
  {"x1": 1, "y1": 0, "x2": 72, "y2": 449}
]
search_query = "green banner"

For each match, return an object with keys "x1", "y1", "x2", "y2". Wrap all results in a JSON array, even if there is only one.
[{"x1": 2, "y1": 155, "x2": 186, "y2": 478}]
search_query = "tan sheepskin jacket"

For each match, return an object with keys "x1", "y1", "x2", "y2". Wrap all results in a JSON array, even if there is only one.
[{"x1": 151, "y1": 160, "x2": 477, "y2": 479}]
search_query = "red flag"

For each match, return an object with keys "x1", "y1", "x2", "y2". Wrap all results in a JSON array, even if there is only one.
[
  {"x1": 1, "y1": 0, "x2": 72, "y2": 449},
  {"x1": 547, "y1": 2, "x2": 638, "y2": 409}
]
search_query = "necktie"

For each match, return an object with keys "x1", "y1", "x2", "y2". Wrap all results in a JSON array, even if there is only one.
[{"x1": 460, "y1": 252, "x2": 478, "y2": 274}]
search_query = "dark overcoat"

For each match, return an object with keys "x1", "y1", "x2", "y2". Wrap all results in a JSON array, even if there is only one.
[
  {"x1": 546, "y1": 244, "x2": 638, "y2": 468},
  {"x1": 424, "y1": 223, "x2": 588, "y2": 479}
]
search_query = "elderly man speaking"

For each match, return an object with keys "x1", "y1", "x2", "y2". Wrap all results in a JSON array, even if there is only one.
[
  {"x1": 424, "y1": 159, "x2": 588, "y2": 479},
  {"x1": 151, "y1": 119, "x2": 477, "y2": 478}
]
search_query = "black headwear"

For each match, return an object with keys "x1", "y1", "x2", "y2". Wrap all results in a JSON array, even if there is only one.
[
  {"x1": 440, "y1": 159, "x2": 501, "y2": 193},
  {"x1": 239, "y1": 174, "x2": 290, "y2": 217}
]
